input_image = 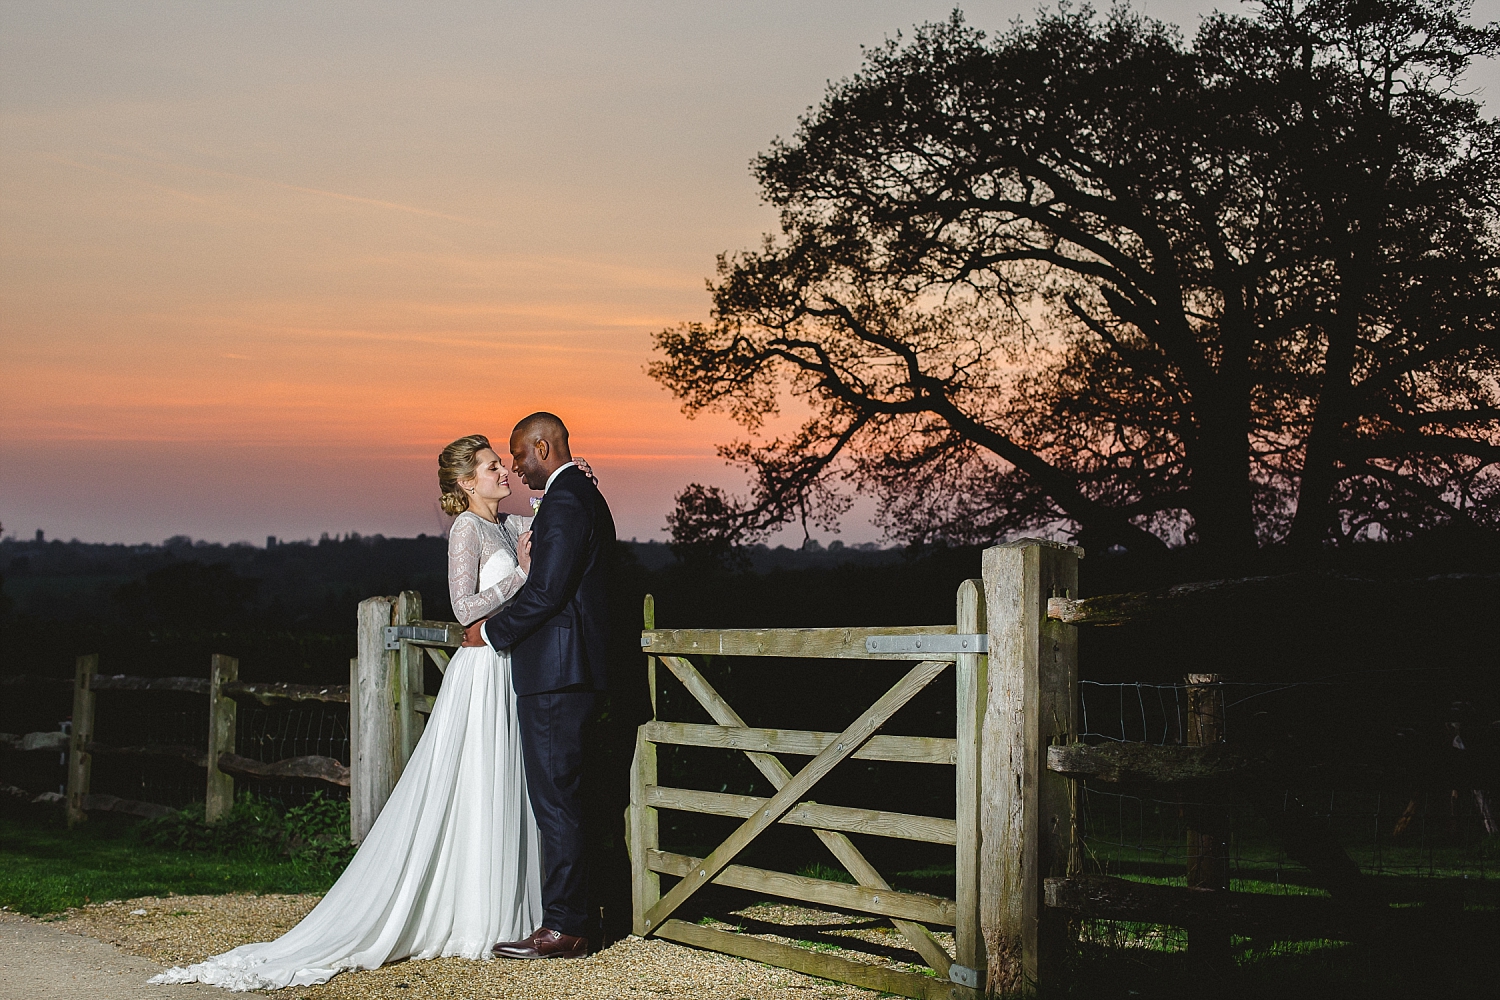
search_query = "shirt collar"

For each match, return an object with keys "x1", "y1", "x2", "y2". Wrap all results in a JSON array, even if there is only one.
[{"x1": 544, "y1": 462, "x2": 576, "y2": 494}]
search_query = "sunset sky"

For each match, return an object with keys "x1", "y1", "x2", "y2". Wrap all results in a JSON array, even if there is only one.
[{"x1": 4, "y1": 1, "x2": 1498, "y2": 546}]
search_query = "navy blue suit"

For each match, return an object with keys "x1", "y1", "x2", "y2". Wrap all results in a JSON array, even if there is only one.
[{"x1": 483, "y1": 464, "x2": 614, "y2": 937}]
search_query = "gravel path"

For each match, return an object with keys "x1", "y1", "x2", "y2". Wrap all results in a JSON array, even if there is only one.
[{"x1": 39, "y1": 894, "x2": 885, "y2": 999}]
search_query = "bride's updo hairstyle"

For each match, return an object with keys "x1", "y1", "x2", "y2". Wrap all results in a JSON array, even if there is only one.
[{"x1": 437, "y1": 434, "x2": 493, "y2": 516}]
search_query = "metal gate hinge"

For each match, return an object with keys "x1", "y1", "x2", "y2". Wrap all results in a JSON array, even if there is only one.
[
  {"x1": 949, "y1": 963, "x2": 981, "y2": 988},
  {"x1": 865, "y1": 633, "x2": 988, "y2": 654},
  {"x1": 384, "y1": 625, "x2": 454, "y2": 650}
]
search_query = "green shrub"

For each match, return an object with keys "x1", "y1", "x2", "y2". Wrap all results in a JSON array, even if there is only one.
[{"x1": 137, "y1": 793, "x2": 352, "y2": 865}]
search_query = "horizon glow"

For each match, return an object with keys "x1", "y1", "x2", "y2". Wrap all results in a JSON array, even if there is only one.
[{"x1": 4, "y1": 1, "x2": 1497, "y2": 546}]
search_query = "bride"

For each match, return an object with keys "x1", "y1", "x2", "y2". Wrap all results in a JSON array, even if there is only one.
[{"x1": 152, "y1": 434, "x2": 568, "y2": 990}]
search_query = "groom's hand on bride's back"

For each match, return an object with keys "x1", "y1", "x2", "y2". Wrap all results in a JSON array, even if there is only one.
[{"x1": 462, "y1": 619, "x2": 489, "y2": 647}]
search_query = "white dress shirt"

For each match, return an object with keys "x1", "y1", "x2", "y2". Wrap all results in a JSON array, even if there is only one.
[{"x1": 543, "y1": 461, "x2": 576, "y2": 494}]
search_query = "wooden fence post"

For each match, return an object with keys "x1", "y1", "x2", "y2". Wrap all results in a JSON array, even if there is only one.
[
  {"x1": 981, "y1": 539, "x2": 1081, "y2": 995},
  {"x1": 1186, "y1": 672, "x2": 1230, "y2": 964},
  {"x1": 630, "y1": 593, "x2": 662, "y2": 936},
  {"x1": 348, "y1": 656, "x2": 359, "y2": 842},
  {"x1": 628, "y1": 727, "x2": 660, "y2": 936},
  {"x1": 66, "y1": 654, "x2": 97, "y2": 827},
  {"x1": 205, "y1": 654, "x2": 239, "y2": 823},
  {"x1": 352, "y1": 596, "x2": 397, "y2": 844},
  {"x1": 955, "y1": 578, "x2": 987, "y2": 985},
  {"x1": 395, "y1": 590, "x2": 424, "y2": 774}
]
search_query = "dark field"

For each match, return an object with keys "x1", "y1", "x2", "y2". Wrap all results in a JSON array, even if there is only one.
[{"x1": 2, "y1": 531, "x2": 1498, "y2": 996}]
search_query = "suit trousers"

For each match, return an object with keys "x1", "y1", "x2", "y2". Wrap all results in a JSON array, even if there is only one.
[{"x1": 516, "y1": 688, "x2": 596, "y2": 938}]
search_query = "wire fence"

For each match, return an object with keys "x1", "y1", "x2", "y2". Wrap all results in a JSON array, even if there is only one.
[
  {"x1": 1074, "y1": 673, "x2": 1499, "y2": 955},
  {"x1": 1, "y1": 682, "x2": 353, "y2": 811},
  {"x1": 89, "y1": 690, "x2": 209, "y2": 809},
  {"x1": 235, "y1": 700, "x2": 351, "y2": 805},
  {"x1": 0, "y1": 676, "x2": 73, "y2": 801}
]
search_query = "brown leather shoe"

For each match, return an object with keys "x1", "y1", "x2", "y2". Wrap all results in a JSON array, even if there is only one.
[{"x1": 492, "y1": 927, "x2": 589, "y2": 960}]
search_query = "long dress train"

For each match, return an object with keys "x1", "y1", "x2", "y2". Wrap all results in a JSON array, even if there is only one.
[{"x1": 151, "y1": 514, "x2": 541, "y2": 990}]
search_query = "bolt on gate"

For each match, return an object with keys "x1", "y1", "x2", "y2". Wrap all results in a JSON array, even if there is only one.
[{"x1": 629, "y1": 539, "x2": 1083, "y2": 999}]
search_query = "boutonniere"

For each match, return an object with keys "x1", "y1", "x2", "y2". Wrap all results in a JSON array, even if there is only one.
[{"x1": 530, "y1": 497, "x2": 543, "y2": 516}]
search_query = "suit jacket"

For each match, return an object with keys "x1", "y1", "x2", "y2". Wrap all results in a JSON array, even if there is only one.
[{"x1": 482, "y1": 465, "x2": 615, "y2": 696}]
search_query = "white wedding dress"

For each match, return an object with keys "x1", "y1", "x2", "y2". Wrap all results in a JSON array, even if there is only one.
[{"x1": 152, "y1": 511, "x2": 542, "y2": 990}]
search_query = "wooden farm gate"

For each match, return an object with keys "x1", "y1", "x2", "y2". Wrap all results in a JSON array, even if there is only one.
[
  {"x1": 362, "y1": 539, "x2": 1082, "y2": 995},
  {"x1": 629, "y1": 539, "x2": 1083, "y2": 999}
]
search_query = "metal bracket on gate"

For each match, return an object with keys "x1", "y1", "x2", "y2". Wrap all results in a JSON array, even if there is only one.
[
  {"x1": 949, "y1": 963, "x2": 981, "y2": 989},
  {"x1": 384, "y1": 625, "x2": 455, "y2": 650},
  {"x1": 864, "y1": 633, "x2": 988, "y2": 655}
]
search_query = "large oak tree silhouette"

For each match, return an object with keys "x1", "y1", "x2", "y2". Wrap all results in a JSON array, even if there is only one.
[{"x1": 650, "y1": 0, "x2": 1500, "y2": 568}]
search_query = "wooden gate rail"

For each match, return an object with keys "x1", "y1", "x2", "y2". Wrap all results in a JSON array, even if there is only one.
[
  {"x1": 640, "y1": 720, "x2": 957, "y2": 764},
  {"x1": 648, "y1": 849, "x2": 958, "y2": 924},
  {"x1": 642, "y1": 625, "x2": 962, "y2": 660},
  {"x1": 655, "y1": 918, "x2": 967, "y2": 1000},
  {"x1": 644, "y1": 785, "x2": 958, "y2": 844}
]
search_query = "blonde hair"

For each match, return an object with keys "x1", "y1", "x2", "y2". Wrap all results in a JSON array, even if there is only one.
[{"x1": 437, "y1": 434, "x2": 493, "y2": 517}]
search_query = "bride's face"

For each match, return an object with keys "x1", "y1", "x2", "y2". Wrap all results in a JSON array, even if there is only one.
[{"x1": 462, "y1": 448, "x2": 513, "y2": 502}]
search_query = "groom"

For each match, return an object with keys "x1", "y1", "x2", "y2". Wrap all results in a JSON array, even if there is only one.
[{"x1": 462, "y1": 411, "x2": 615, "y2": 960}]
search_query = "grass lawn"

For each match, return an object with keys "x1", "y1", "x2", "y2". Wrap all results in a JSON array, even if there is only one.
[
  {"x1": 0, "y1": 811, "x2": 345, "y2": 916},
  {"x1": 5, "y1": 804, "x2": 1495, "y2": 998}
]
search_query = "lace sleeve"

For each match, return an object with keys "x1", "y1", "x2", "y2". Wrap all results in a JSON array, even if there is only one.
[
  {"x1": 476, "y1": 563, "x2": 529, "y2": 618},
  {"x1": 448, "y1": 514, "x2": 529, "y2": 625}
]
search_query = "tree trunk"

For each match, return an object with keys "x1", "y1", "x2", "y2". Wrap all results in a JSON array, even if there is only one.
[
  {"x1": 1288, "y1": 150, "x2": 1390, "y2": 553},
  {"x1": 1287, "y1": 249, "x2": 1369, "y2": 553},
  {"x1": 1186, "y1": 372, "x2": 1259, "y2": 571}
]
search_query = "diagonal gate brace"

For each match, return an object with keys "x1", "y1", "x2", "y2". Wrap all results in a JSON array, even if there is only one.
[{"x1": 651, "y1": 655, "x2": 955, "y2": 977}]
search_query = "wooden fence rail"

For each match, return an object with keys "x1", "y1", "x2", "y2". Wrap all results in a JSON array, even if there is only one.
[
  {"x1": 2, "y1": 674, "x2": 349, "y2": 703},
  {"x1": 0, "y1": 655, "x2": 355, "y2": 827}
]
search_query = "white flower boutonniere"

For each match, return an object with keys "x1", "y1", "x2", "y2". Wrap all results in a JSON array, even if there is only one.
[{"x1": 530, "y1": 497, "x2": 543, "y2": 516}]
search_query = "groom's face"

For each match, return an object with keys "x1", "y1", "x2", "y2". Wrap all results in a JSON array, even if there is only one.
[{"x1": 509, "y1": 432, "x2": 549, "y2": 491}]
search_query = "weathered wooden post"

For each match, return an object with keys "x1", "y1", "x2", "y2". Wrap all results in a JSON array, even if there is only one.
[
  {"x1": 395, "y1": 590, "x2": 424, "y2": 773},
  {"x1": 205, "y1": 653, "x2": 239, "y2": 823},
  {"x1": 981, "y1": 539, "x2": 1081, "y2": 995},
  {"x1": 629, "y1": 594, "x2": 662, "y2": 936},
  {"x1": 66, "y1": 653, "x2": 98, "y2": 827},
  {"x1": 628, "y1": 727, "x2": 660, "y2": 936},
  {"x1": 954, "y1": 578, "x2": 987, "y2": 986},
  {"x1": 1185, "y1": 672, "x2": 1230, "y2": 964},
  {"x1": 352, "y1": 595, "x2": 397, "y2": 844}
]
